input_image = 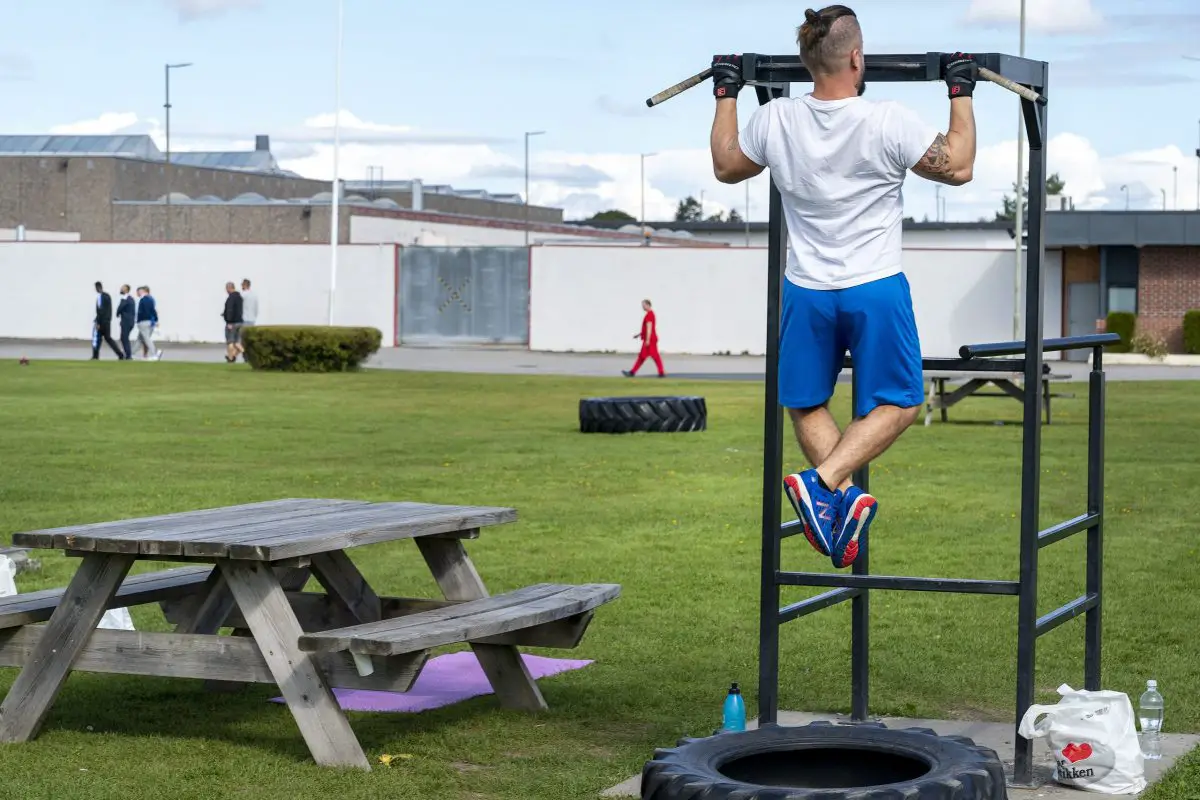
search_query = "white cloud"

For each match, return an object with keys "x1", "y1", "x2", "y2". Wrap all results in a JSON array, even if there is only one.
[
  {"x1": 964, "y1": 0, "x2": 1105, "y2": 34},
  {"x1": 49, "y1": 112, "x2": 140, "y2": 136},
  {"x1": 164, "y1": 0, "x2": 259, "y2": 22},
  {"x1": 44, "y1": 109, "x2": 1200, "y2": 220}
]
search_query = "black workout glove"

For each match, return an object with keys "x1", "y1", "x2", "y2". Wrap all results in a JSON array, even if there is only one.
[
  {"x1": 711, "y1": 55, "x2": 743, "y2": 100},
  {"x1": 942, "y1": 52, "x2": 978, "y2": 99}
]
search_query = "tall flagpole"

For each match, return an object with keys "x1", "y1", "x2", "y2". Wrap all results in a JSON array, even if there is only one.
[
  {"x1": 327, "y1": 0, "x2": 344, "y2": 326},
  {"x1": 1012, "y1": 0, "x2": 1027, "y2": 340}
]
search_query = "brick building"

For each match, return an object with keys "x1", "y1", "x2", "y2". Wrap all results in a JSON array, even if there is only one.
[
  {"x1": 0, "y1": 134, "x2": 563, "y2": 243},
  {"x1": 1055, "y1": 211, "x2": 1200, "y2": 353}
]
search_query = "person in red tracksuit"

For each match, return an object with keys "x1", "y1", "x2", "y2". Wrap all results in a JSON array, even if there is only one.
[{"x1": 623, "y1": 299, "x2": 665, "y2": 378}]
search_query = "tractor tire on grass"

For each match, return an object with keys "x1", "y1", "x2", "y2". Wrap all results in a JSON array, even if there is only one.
[
  {"x1": 641, "y1": 722, "x2": 1007, "y2": 800},
  {"x1": 578, "y1": 396, "x2": 707, "y2": 434}
]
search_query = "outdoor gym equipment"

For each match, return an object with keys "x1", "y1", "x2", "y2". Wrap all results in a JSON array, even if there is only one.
[{"x1": 645, "y1": 51, "x2": 1121, "y2": 789}]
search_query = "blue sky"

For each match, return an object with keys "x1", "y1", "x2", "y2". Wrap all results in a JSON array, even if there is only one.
[{"x1": 3, "y1": 0, "x2": 1198, "y2": 222}]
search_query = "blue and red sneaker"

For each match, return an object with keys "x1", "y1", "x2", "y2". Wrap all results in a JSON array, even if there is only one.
[
  {"x1": 831, "y1": 486, "x2": 877, "y2": 568},
  {"x1": 783, "y1": 469, "x2": 840, "y2": 556}
]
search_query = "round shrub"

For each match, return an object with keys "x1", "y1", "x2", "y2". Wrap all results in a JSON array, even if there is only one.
[
  {"x1": 1184, "y1": 310, "x2": 1200, "y2": 355},
  {"x1": 241, "y1": 325, "x2": 382, "y2": 372},
  {"x1": 1105, "y1": 311, "x2": 1135, "y2": 353}
]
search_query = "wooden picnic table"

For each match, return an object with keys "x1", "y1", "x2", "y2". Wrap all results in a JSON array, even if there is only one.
[
  {"x1": 0, "y1": 499, "x2": 619, "y2": 770},
  {"x1": 923, "y1": 368, "x2": 1073, "y2": 426}
]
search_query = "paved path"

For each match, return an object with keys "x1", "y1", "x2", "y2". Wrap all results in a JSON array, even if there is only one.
[{"x1": 4, "y1": 340, "x2": 1200, "y2": 382}]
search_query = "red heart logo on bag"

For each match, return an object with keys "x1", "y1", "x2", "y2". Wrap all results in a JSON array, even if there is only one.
[{"x1": 1062, "y1": 743, "x2": 1093, "y2": 763}]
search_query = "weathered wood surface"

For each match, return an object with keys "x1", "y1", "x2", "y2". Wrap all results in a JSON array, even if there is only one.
[
  {"x1": 310, "y1": 551, "x2": 381, "y2": 625},
  {"x1": 0, "y1": 554, "x2": 135, "y2": 742},
  {"x1": 220, "y1": 560, "x2": 369, "y2": 770},
  {"x1": 162, "y1": 592, "x2": 599, "y2": 649},
  {"x1": 13, "y1": 500, "x2": 516, "y2": 562},
  {"x1": 0, "y1": 626, "x2": 427, "y2": 692},
  {"x1": 298, "y1": 583, "x2": 621, "y2": 656},
  {"x1": 0, "y1": 566, "x2": 212, "y2": 631}
]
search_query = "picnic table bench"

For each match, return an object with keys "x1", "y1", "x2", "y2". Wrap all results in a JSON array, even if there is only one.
[
  {"x1": 0, "y1": 499, "x2": 620, "y2": 770},
  {"x1": 923, "y1": 364, "x2": 1073, "y2": 426}
]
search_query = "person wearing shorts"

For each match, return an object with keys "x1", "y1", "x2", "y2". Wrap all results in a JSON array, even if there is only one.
[
  {"x1": 707, "y1": 5, "x2": 979, "y2": 568},
  {"x1": 222, "y1": 282, "x2": 244, "y2": 363}
]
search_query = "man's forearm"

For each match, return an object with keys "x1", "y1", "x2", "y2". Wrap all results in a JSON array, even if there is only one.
[
  {"x1": 710, "y1": 99, "x2": 741, "y2": 175},
  {"x1": 945, "y1": 97, "x2": 976, "y2": 174}
]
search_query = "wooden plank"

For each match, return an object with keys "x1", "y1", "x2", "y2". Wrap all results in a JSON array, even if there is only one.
[
  {"x1": 219, "y1": 560, "x2": 369, "y2": 770},
  {"x1": 14, "y1": 499, "x2": 337, "y2": 552},
  {"x1": 162, "y1": 592, "x2": 598, "y2": 649},
  {"x1": 223, "y1": 504, "x2": 517, "y2": 562},
  {"x1": 64, "y1": 550, "x2": 313, "y2": 569},
  {"x1": 0, "y1": 626, "x2": 426, "y2": 692},
  {"x1": 298, "y1": 584, "x2": 620, "y2": 656},
  {"x1": 81, "y1": 501, "x2": 368, "y2": 557},
  {"x1": 0, "y1": 553, "x2": 135, "y2": 742},
  {"x1": 0, "y1": 566, "x2": 212, "y2": 631},
  {"x1": 310, "y1": 551, "x2": 382, "y2": 624},
  {"x1": 415, "y1": 538, "x2": 547, "y2": 713}
]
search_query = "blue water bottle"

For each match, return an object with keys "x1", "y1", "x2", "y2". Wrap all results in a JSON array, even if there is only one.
[{"x1": 722, "y1": 683, "x2": 746, "y2": 732}]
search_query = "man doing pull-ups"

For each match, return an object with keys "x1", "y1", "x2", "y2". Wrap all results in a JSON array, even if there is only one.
[{"x1": 707, "y1": 5, "x2": 979, "y2": 569}]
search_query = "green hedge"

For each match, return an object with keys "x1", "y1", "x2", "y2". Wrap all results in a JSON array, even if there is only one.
[
  {"x1": 1106, "y1": 311, "x2": 1135, "y2": 353},
  {"x1": 1184, "y1": 310, "x2": 1200, "y2": 355},
  {"x1": 241, "y1": 325, "x2": 382, "y2": 372}
]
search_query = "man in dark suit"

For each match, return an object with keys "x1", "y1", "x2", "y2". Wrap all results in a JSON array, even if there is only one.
[
  {"x1": 92, "y1": 281, "x2": 124, "y2": 360},
  {"x1": 116, "y1": 284, "x2": 137, "y2": 360}
]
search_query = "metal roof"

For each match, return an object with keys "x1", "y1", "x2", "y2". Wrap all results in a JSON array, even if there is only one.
[{"x1": 0, "y1": 134, "x2": 291, "y2": 175}]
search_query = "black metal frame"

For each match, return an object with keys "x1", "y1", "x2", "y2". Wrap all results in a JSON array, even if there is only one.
[{"x1": 752, "y1": 52, "x2": 1122, "y2": 787}]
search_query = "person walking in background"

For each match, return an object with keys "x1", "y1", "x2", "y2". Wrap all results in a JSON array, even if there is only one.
[
  {"x1": 135, "y1": 286, "x2": 162, "y2": 361},
  {"x1": 222, "y1": 282, "x2": 244, "y2": 363},
  {"x1": 239, "y1": 278, "x2": 258, "y2": 363},
  {"x1": 623, "y1": 298, "x2": 665, "y2": 378},
  {"x1": 116, "y1": 284, "x2": 137, "y2": 360},
  {"x1": 91, "y1": 281, "x2": 124, "y2": 360}
]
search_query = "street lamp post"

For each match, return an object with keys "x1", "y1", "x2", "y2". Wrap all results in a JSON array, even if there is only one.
[
  {"x1": 164, "y1": 61, "x2": 193, "y2": 243},
  {"x1": 328, "y1": 0, "x2": 344, "y2": 326},
  {"x1": 524, "y1": 130, "x2": 545, "y2": 247},
  {"x1": 640, "y1": 152, "x2": 656, "y2": 245},
  {"x1": 1011, "y1": 0, "x2": 1026, "y2": 340},
  {"x1": 1120, "y1": 184, "x2": 1129, "y2": 210}
]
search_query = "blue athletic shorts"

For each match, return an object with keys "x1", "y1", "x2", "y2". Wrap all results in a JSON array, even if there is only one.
[{"x1": 779, "y1": 272, "x2": 924, "y2": 418}]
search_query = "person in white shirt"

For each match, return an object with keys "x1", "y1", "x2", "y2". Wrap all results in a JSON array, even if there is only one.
[
  {"x1": 240, "y1": 279, "x2": 258, "y2": 326},
  {"x1": 707, "y1": 5, "x2": 978, "y2": 569}
]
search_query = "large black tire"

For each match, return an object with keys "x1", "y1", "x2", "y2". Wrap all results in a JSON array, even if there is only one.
[
  {"x1": 641, "y1": 722, "x2": 1007, "y2": 800},
  {"x1": 579, "y1": 396, "x2": 707, "y2": 434}
]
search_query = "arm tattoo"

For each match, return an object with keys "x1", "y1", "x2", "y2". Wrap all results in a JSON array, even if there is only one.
[
  {"x1": 725, "y1": 134, "x2": 740, "y2": 152},
  {"x1": 916, "y1": 133, "x2": 951, "y2": 175},
  {"x1": 912, "y1": 133, "x2": 961, "y2": 184}
]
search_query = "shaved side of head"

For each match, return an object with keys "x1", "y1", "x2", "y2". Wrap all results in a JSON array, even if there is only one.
[{"x1": 797, "y1": 5, "x2": 863, "y2": 77}]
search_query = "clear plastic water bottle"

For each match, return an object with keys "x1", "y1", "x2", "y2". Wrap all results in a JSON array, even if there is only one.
[
  {"x1": 722, "y1": 683, "x2": 746, "y2": 732},
  {"x1": 1138, "y1": 679, "x2": 1164, "y2": 760}
]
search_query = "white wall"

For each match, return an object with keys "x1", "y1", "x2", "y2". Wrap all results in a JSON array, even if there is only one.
[
  {"x1": 529, "y1": 245, "x2": 1063, "y2": 358},
  {"x1": 0, "y1": 242, "x2": 397, "y2": 345},
  {"x1": 0, "y1": 227, "x2": 80, "y2": 242}
]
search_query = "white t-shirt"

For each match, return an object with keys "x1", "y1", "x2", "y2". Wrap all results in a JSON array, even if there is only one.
[{"x1": 739, "y1": 94, "x2": 940, "y2": 290}]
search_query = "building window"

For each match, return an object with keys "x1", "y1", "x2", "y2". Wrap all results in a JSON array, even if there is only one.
[{"x1": 1103, "y1": 245, "x2": 1139, "y2": 315}]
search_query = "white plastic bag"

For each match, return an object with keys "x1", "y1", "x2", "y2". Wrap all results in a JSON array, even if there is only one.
[{"x1": 1018, "y1": 683, "x2": 1146, "y2": 794}]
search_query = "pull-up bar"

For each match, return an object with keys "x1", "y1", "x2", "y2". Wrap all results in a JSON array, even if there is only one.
[
  {"x1": 646, "y1": 49, "x2": 1118, "y2": 788},
  {"x1": 645, "y1": 52, "x2": 1047, "y2": 108}
]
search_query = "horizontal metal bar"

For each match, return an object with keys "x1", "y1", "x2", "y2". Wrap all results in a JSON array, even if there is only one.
[
  {"x1": 778, "y1": 588, "x2": 860, "y2": 624},
  {"x1": 959, "y1": 334, "x2": 1122, "y2": 359},
  {"x1": 776, "y1": 571, "x2": 1020, "y2": 595},
  {"x1": 1038, "y1": 512, "x2": 1099, "y2": 549},
  {"x1": 780, "y1": 520, "x2": 805, "y2": 540},
  {"x1": 742, "y1": 52, "x2": 1047, "y2": 90},
  {"x1": 1036, "y1": 593, "x2": 1099, "y2": 637},
  {"x1": 842, "y1": 356, "x2": 1047, "y2": 375}
]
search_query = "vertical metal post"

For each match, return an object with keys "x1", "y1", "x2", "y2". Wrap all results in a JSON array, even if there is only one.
[
  {"x1": 851, "y1": 382, "x2": 870, "y2": 721},
  {"x1": 757, "y1": 83, "x2": 788, "y2": 728},
  {"x1": 1013, "y1": 90, "x2": 1049, "y2": 787},
  {"x1": 1084, "y1": 346, "x2": 1105, "y2": 690},
  {"x1": 164, "y1": 64, "x2": 171, "y2": 244}
]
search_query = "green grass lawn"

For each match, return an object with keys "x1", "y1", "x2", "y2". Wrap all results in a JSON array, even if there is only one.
[{"x1": 0, "y1": 360, "x2": 1196, "y2": 800}]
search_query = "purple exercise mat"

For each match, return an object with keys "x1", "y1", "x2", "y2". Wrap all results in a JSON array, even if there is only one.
[{"x1": 270, "y1": 652, "x2": 593, "y2": 712}]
